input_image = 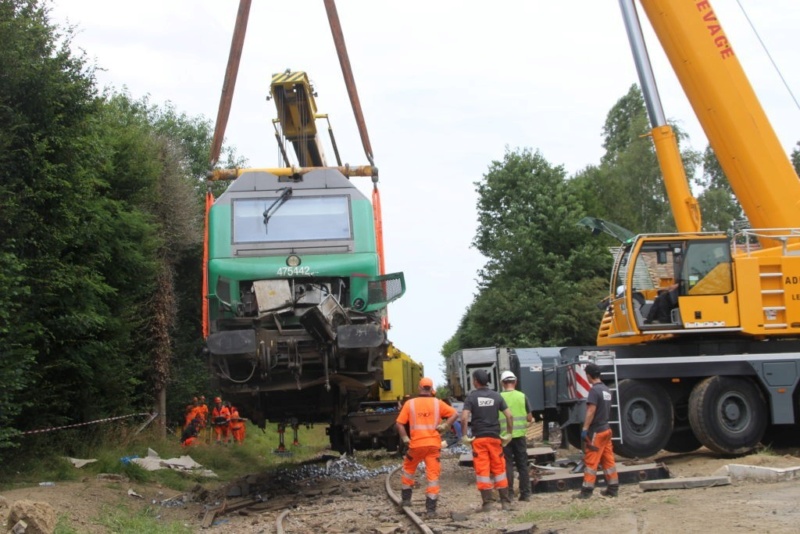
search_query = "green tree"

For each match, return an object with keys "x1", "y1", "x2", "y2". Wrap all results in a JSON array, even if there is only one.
[
  {"x1": 0, "y1": 0, "x2": 162, "y2": 446},
  {"x1": 572, "y1": 84, "x2": 700, "y2": 234},
  {"x1": 452, "y1": 148, "x2": 609, "y2": 351},
  {"x1": 695, "y1": 145, "x2": 743, "y2": 232},
  {"x1": 0, "y1": 1, "x2": 239, "y2": 451}
]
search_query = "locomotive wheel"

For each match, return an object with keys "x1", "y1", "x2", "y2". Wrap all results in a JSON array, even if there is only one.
[
  {"x1": 663, "y1": 427, "x2": 702, "y2": 453},
  {"x1": 614, "y1": 379, "x2": 673, "y2": 459},
  {"x1": 689, "y1": 376, "x2": 766, "y2": 456}
]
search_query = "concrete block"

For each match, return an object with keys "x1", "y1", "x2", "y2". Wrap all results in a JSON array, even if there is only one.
[
  {"x1": 640, "y1": 475, "x2": 730, "y2": 491},
  {"x1": 713, "y1": 464, "x2": 800, "y2": 482}
]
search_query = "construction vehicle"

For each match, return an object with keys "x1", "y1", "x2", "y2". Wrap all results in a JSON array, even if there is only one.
[
  {"x1": 453, "y1": 0, "x2": 800, "y2": 459},
  {"x1": 344, "y1": 344, "x2": 424, "y2": 452},
  {"x1": 202, "y1": 2, "x2": 418, "y2": 453}
]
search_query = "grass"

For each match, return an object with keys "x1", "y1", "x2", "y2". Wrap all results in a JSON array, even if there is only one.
[
  {"x1": 94, "y1": 504, "x2": 192, "y2": 534},
  {"x1": 4, "y1": 421, "x2": 337, "y2": 532},
  {"x1": 54, "y1": 515, "x2": 80, "y2": 534},
  {"x1": 0, "y1": 421, "x2": 333, "y2": 490},
  {"x1": 516, "y1": 503, "x2": 611, "y2": 522},
  {"x1": 755, "y1": 444, "x2": 778, "y2": 456}
]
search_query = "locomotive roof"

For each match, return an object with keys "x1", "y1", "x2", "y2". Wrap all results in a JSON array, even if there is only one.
[{"x1": 221, "y1": 168, "x2": 368, "y2": 200}]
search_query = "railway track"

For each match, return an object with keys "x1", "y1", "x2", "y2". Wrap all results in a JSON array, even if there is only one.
[{"x1": 274, "y1": 464, "x2": 435, "y2": 534}]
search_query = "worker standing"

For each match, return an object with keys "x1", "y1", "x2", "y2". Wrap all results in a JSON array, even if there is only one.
[
  {"x1": 461, "y1": 369, "x2": 514, "y2": 512},
  {"x1": 211, "y1": 397, "x2": 231, "y2": 445},
  {"x1": 197, "y1": 395, "x2": 209, "y2": 433},
  {"x1": 499, "y1": 371, "x2": 534, "y2": 502},
  {"x1": 183, "y1": 403, "x2": 197, "y2": 430},
  {"x1": 575, "y1": 363, "x2": 619, "y2": 499},
  {"x1": 395, "y1": 377, "x2": 458, "y2": 518},
  {"x1": 229, "y1": 404, "x2": 246, "y2": 445}
]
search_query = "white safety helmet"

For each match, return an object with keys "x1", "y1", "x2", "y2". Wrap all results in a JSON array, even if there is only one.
[{"x1": 500, "y1": 370, "x2": 517, "y2": 382}]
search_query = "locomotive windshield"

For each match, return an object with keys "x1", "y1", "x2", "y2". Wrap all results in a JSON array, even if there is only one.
[{"x1": 233, "y1": 195, "x2": 351, "y2": 243}]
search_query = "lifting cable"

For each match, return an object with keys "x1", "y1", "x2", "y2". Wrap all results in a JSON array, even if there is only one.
[
  {"x1": 209, "y1": 0, "x2": 252, "y2": 168},
  {"x1": 734, "y1": 0, "x2": 800, "y2": 111},
  {"x1": 323, "y1": 0, "x2": 375, "y2": 167}
]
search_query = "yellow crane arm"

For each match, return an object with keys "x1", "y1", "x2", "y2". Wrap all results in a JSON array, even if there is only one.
[{"x1": 639, "y1": 0, "x2": 800, "y2": 231}]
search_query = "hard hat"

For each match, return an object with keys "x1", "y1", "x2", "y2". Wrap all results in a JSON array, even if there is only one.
[
  {"x1": 214, "y1": 397, "x2": 222, "y2": 403},
  {"x1": 501, "y1": 371, "x2": 517, "y2": 382},
  {"x1": 419, "y1": 377, "x2": 434, "y2": 389}
]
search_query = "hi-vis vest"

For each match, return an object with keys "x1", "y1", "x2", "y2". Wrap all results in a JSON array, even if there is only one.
[
  {"x1": 500, "y1": 390, "x2": 528, "y2": 438},
  {"x1": 407, "y1": 397, "x2": 440, "y2": 446}
]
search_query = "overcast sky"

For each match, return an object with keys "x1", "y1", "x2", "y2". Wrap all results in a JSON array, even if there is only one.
[{"x1": 50, "y1": 1, "x2": 800, "y2": 389}]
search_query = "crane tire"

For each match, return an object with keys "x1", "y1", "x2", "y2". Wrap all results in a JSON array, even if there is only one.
[
  {"x1": 688, "y1": 376, "x2": 767, "y2": 456},
  {"x1": 614, "y1": 379, "x2": 674, "y2": 459}
]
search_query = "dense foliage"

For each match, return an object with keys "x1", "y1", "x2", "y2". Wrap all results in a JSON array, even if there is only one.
[{"x1": 0, "y1": 0, "x2": 239, "y2": 453}]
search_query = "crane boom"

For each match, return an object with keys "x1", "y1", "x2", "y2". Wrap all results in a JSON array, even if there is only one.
[{"x1": 638, "y1": 0, "x2": 800, "y2": 231}]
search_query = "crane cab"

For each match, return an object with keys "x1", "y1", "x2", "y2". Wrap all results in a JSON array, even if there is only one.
[{"x1": 598, "y1": 233, "x2": 743, "y2": 345}]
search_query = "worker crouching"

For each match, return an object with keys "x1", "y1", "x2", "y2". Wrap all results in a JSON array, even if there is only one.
[
  {"x1": 395, "y1": 377, "x2": 458, "y2": 518},
  {"x1": 461, "y1": 369, "x2": 515, "y2": 512},
  {"x1": 575, "y1": 363, "x2": 619, "y2": 499}
]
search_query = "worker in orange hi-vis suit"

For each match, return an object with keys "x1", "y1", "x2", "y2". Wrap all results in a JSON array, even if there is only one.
[
  {"x1": 184, "y1": 397, "x2": 202, "y2": 429},
  {"x1": 197, "y1": 395, "x2": 210, "y2": 442},
  {"x1": 183, "y1": 403, "x2": 196, "y2": 429},
  {"x1": 181, "y1": 415, "x2": 201, "y2": 447},
  {"x1": 574, "y1": 363, "x2": 619, "y2": 499},
  {"x1": 395, "y1": 377, "x2": 458, "y2": 519},
  {"x1": 211, "y1": 397, "x2": 231, "y2": 444},
  {"x1": 229, "y1": 405, "x2": 246, "y2": 445},
  {"x1": 460, "y1": 369, "x2": 515, "y2": 512}
]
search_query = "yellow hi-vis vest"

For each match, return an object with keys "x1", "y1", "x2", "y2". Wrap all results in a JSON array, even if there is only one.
[{"x1": 500, "y1": 389, "x2": 528, "y2": 438}]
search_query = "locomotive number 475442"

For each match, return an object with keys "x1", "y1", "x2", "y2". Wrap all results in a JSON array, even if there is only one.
[{"x1": 276, "y1": 266, "x2": 313, "y2": 276}]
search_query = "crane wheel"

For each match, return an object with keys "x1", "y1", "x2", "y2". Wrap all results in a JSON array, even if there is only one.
[
  {"x1": 614, "y1": 379, "x2": 674, "y2": 459},
  {"x1": 688, "y1": 376, "x2": 767, "y2": 456}
]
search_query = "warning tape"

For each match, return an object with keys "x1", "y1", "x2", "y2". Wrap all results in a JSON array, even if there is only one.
[{"x1": 21, "y1": 412, "x2": 156, "y2": 435}]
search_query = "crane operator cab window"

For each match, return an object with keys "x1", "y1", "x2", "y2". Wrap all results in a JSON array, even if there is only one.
[
  {"x1": 612, "y1": 240, "x2": 684, "y2": 328},
  {"x1": 681, "y1": 241, "x2": 733, "y2": 296},
  {"x1": 633, "y1": 239, "x2": 733, "y2": 328}
]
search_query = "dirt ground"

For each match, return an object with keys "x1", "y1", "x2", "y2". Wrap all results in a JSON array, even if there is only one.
[{"x1": 4, "y1": 443, "x2": 800, "y2": 533}]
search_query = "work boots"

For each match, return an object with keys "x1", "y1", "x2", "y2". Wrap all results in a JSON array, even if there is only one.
[
  {"x1": 573, "y1": 487, "x2": 594, "y2": 500},
  {"x1": 424, "y1": 497, "x2": 438, "y2": 518},
  {"x1": 498, "y1": 488, "x2": 515, "y2": 511},
  {"x1": 601, "y1": 485, "x2": 619, "y2": 497},
  {"x1": 400, "y1": 489, "x2": 412, "y2": 508},
  {"x1": 479, "y1": 489, "x2": 496, "y2": 512}
]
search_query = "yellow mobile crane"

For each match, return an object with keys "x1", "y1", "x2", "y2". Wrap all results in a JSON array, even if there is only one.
[
  {"x1": 529, "y1": 0, "x2": 800, "y2": 459},
  {"x1": 588, "y1": 0, "x2": 800, "y2": 457},
  {"x1": 594, "y1": 0, "x2": 800, "y2": 346}
]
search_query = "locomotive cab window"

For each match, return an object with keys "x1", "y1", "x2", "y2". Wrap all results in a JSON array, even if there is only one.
[{"x1": 233, "y1": 196, "x2": 352, "y2": 243}]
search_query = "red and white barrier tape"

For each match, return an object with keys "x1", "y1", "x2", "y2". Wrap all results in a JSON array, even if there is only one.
[{"x1": 21, "y1": 412, "x2": 156, "y2": 435}]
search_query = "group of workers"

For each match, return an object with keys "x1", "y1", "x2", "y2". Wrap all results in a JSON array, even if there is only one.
[
  {"x1": 395, "y1": 364, "x2": 618, "y2": 517},
  {"x1": 181, "y1": 395, "x2": 246, "y2": 447}
]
